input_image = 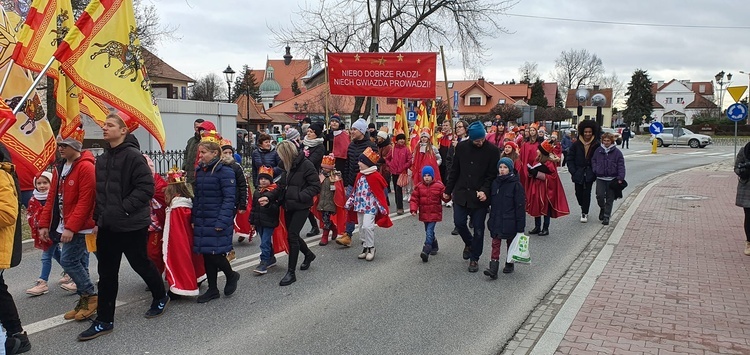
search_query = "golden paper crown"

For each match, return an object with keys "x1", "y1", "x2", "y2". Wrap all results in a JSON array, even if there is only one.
[
  {"x1": 70, "y1": 124, "x2": 85, "y2": 143},
  {"x1": 258, "y1": 166, "x2": 274, "y2": 179},
  {"x1": 220, "y1": 138, "x2": 232, "y2": 148},
  {"x1": 201, "y1": 130, "x2": 222, "y2": 144},
  {"x1": 361, "y1": 147, "x2": 380, "y2": 164},
  {"x1": 539, "y1": 139, "x2": 554, "y2": 156},
  {"x1": 530, "y1": 122, "x2": 539, "y2": 130},
  {"x1": 167, "y1": 167, "x2": 187, "y2": 184},
  {"x1": 321, "y1": 154, "x2": 335, "y2": 169}
]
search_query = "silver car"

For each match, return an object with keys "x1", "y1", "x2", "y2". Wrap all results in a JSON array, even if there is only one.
[{"x1": 649, "y1": 127, "x2": 713, "y2": 148}]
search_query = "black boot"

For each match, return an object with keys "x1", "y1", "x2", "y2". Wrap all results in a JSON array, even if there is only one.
[
  {"x1": 483, "y1": 260, "x2": 499, "y2": 280},
  {"x1": 224, "y1": 271, "x2": 240, "y2": 296},
  {"x1": 300, "y1": 252, "x2": 316, "y2": 270},
  {"x1": 451, "y1": 227, "x2": 459, "y2": 236},
  {"x1": 528, "y1": 227, "x2": 540, "y2": 235},
  {"x1": 279, "y1": 270, "x2": 296, "y2": 286},
  {"x1": 503, "y1": 262, "x2": 515, "y2": 274},
  {"x1": 420, "y1": 244, "x2": 432, "y2": 263},
  {"x1": 306, "y1": 227, "x2": 321, "y2": 237},
  {"x1": 197, "y1": 288, "x2": 220, "y2": 303}
]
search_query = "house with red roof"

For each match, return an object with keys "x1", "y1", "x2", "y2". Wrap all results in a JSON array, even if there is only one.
[
  {"x1": 143, "y1": 48, "x2": 194, "y2": 100},
  {"x1": 651, "y1": 79, "x2": 717, "y2": 125}
]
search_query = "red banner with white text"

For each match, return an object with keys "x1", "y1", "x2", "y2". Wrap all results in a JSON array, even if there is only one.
[{"x1": 327, "y1": 52, "x2": 437, "y2": 99}]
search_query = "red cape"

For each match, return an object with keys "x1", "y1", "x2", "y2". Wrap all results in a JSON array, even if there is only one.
[
  {"x1": 525, "y1": 161, "x2": 570, "y2": 218},
  {"x1": 311, "y1": 179, "x2": 347, "y2": 236},
  {"x1": 411, "y1": 150, "x2": 441, "y2": 187},
  {"x1": 518, "y1": 140, "x2": 540, "y2": 191},
  {"x1": 350, "y1": 172, "x2": 393, "y2": 228},
  {"x1": 163, "y1": 201, "x2": 205, "y2": 296},
  {"x1": 272, "y1": 209, "x2": 290, "y2": 254}
]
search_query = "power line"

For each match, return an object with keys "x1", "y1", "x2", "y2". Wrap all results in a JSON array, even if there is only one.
[{"x1": 505, "y1": 13, "x2": 750, "y2": 30}]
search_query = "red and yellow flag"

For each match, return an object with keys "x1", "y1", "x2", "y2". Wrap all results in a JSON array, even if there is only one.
[
  {"x1": 393, "y1": 99, "x2": 408, "y2": 136},
  {"x1": 0, "y1": 5, "x2": 56, "y2": 191},
  {"x1": 410, "y1": 101, "x2": 427, "y2": 151},
  {"x1": 429, "y1": 100, "x2": 438, "y2": 145},
  {"x1": 53, "y1": 0, "x2": 165, "y2": 149},
  {"x1": 12, "y1": 0, "x2": 109, "y2": 138}
]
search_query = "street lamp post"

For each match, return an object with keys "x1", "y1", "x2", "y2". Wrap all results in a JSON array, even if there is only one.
[
  {"x1": 739, "y1": 70, "x2": 750, "y2": 125},
  {"x1": 223, "y1": 65, "x2": 235, "y2": 103},
  {"x1": 715, "y1": 71, "x2": 733, "y2": 115}
]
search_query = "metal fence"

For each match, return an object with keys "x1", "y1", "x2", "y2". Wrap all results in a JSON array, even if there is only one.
[{"x1": 142, "y1": 149, "x2": 253, "y2": 176}]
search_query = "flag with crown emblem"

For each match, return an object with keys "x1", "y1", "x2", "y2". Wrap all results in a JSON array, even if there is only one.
[
  {"x1": 0, "y1": 4, "x2": 56, "y2": 191},
  {"x1": 393, "y1": 99, "x2": 408, "y2": 136},
  {"x1": 53, "y1": 0, "x2": 165, "y2": 149}
]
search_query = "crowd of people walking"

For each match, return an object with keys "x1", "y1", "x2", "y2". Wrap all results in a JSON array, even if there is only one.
[{"x1": 0, "y1": 112, "x2": 631, "y2": 353}]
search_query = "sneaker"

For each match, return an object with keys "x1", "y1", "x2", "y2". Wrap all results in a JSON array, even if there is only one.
[
  {"x1": 26, "y1": 279, "x2": 49, "y2": 296},
  {"x1": 7, "y1": 331, "x2": 30, "y2": 353},
  {"x1": 468, "y1": 260, "x2": 479, "y2": 273},
  {"x1": 75, "y1": 295, "x2": 98, "y2": 321},
  {"x1": 77, "y1": 320, "x2": 113, "y2": 341},
  {"x1": 335, "y1": 233, "x2": 352, "y2": 247},
  {"x1": 580, "y1": 213, "x2": 588, "y2": 223},
  {"x1": 403, "y1": 193, "x2": 410, "y2": 202},
  {"x1": 144, "y1": 294, "x2": 170, "y2": 318},
  {"x1": 396, "y1": 209, "x2": 404, "y2": 215},
  {"x1": 253, "y1": 261, "x2": 269, "y2": 275},
  {"x1": 446, "y1": 201, "x2": 453, "y2": 208},
  {"x1": 267, "y1": 258, "x2": 277, "y2": 268},
  {"x1": 64, "y1": 297, "x2": 84, "y2": 320},
  {"x1": 358, "y1": 248, "x2": 368, "y2": 259},
  {"x1": 59, "y1": 272, "x2": 72, "y2": 285},
  {"x1": 365, "y1": 248, "x2": 376, "y2": 261},
  {"x1": 60, "y1": 281, "x2": 77, "y2": 292}
]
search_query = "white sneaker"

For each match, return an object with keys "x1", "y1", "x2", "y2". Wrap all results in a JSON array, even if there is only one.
[
  {"x1": 358, "y1": 248, "x2": 368, "y2": 259},
  {"x1": 365, "y1": 248, "x2": 376, "y2": 261},
  {"x1": 60, "y1": 281, "x2": 77, "y2": 292},
  {"x1": 403, "y1": 193, "x2": 410, "y2": 202},
  {"x1": 446, "y1": 201, "x2": 453, "y2": 208},
  {"x1": 580, "y1": 213, "x2": 588, "y2": 223}
]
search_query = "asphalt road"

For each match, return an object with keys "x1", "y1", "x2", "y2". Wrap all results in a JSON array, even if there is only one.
[{"x1": 4, "y1": 141, "x2": 736, "y2": 355}]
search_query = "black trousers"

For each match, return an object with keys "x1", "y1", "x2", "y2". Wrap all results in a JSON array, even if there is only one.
[
  {"x1": 286, "y1": 209, "x2": 312, "y2": 271},
  {"x1": 744, "y1": 208, "x2": 750, "y2": 242},
  {"x1": 574, "y1": 181, "x2": 595, "y2": 215},
  {"x1": 391, "y1": 174, "x2": 404, "y2": 210},
  {"x1": 96, "y1": 227, "x2": 166, "y2": 323},
  {"x1": 0, "y1": 271, "x2": 22, "y2": 334},
  {"x1": 203, "y1": 254, "x2": 234, "y2": 291}
]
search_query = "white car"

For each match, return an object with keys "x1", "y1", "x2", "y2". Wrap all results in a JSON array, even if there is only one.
[{"x1": 649, "y1": 127, "x2": 713, "y2": 148}]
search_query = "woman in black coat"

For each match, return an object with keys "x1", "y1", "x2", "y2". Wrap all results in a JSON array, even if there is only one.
[
  {"x1": 302, "y1": 122, "x2": 326, "y2": 237},
  {"x1": 486, "y1": 157, "x2": 525, "y2": 278},
  {"x1": 276, "y1": 141, "x2": 321, "y2": 286},
  {"x1": 566, "y1": 120, "x2": 599, "y2": 224}
]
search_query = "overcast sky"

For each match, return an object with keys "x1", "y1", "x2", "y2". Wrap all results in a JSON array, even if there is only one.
[{"x1": 153, "y1": 0, "x2": 750, "y2": 102}]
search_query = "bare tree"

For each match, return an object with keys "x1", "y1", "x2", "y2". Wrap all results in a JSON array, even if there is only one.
[
  {"x1": 518, "y1": 61, "x2": 540, "y2": 84},
  {"x1": 272, "y1": 0, "x2": 519, "y2": 123},
  {"x1": 189, "y1": 74, "x2": 226, "y2": 102},
  {"x1": 599, "y1": 71, "x2": 625, "y2": 109},
  {"x1": 552, "y1": 49, "x2": 605, "y2": 96}
]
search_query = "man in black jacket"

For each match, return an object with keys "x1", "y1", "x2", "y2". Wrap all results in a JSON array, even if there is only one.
[
  {"x1": 335, "y1": 118, "x2": 377, "y2": 247},
  {"x1": 78, "y1": 114, "x2": 169, "y2": 342},
  {"x1": 443, "y1": 121, "x2": 499, "y2": 273}
]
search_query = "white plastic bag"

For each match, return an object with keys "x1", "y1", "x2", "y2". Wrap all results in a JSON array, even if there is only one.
[{"x1": 507, "y1": 233, "x2": 530, "y2": 264}]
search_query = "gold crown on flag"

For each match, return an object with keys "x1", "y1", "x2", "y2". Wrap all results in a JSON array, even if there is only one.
[
  {"x1": 201, "y1": 130, "x2": 222, "y2": 144},
  {"x1": 167, "y1": 167, "x2": 187, "y2": 184}
]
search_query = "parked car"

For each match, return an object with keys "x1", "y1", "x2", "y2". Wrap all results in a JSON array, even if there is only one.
[
  {"x1": 601, "y1": 128, "x2": 622, "y2": 145},
  {"x1": 649, "y1": 127, "x2": 712, "y2": 148}
]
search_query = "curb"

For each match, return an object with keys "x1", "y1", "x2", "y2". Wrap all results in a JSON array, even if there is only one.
[{"x1": 501, "y1": 162, "x2": 721, "y2": 354}]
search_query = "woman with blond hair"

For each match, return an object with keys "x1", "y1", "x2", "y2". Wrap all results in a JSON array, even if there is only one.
[{"x1": 276, "y1": 140, "x2": 321, "y2": 286}]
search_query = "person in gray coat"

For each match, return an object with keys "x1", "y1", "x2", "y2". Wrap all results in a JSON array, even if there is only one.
[{"x1": 734, "y1": 141, "x2": 750, "y2": 256}]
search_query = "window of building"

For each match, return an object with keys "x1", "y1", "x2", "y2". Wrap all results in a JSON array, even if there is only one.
[
  {"x1": 584, "y1": 115, "x2": 591, "y2": 120},
  {"x1": 498, "y1": 99, "x2": 506, "y2": 105},
  {"x1": 676, "y1": 97, "x2": 684, "y2": 104},
  {"x1": 699, "y1": 84, "x2": 705, "y2": 93},
  {"x1": 469, "y1": 96, "x2": 482, "y2": 106},
  {"x1": 665, "y1": 97, "x2": 673, "y2": 104},
  {"x1": 447, "y1": 82, "x2": 454, "y2": 89}
]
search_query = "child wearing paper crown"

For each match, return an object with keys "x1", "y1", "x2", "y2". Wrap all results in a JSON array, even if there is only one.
[
  {"x1": 525, "y1": 140, "x2": 570, "y2": 236},
  {"x1": 486, "y1": 157, "x2": 526, "y2": 279},
  {"x1": 162, "y1": 169, "x2": 206, "y2": 297},
  {"x1": 345, "y1": 147, "x2": 393, "y2": 261},
  {"x1": 409, "y1": 166, "x2": 446, "y2": 262},
  {"x1": 250, "y1": 166, "x2": 281, "y2": 275},
  {"x1": 316, "y1": 154, "x2": 346, "y2": 246}
]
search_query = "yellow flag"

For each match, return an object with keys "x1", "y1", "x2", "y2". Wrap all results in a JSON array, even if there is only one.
[{"x1": 53, "y1": 0, "x2": 165, "y2": 149}]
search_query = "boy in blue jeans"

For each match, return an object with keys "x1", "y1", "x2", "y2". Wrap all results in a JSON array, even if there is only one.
[
  {"x1": 409, "y1": 166, "x2": 446, "y2": 262},
  {"x1": 251, "y1": 166, "x2": 280, "y2": 274}
]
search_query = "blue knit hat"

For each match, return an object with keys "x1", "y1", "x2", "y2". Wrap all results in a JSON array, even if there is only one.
[
  {"x1": 468, "y1": 121, "x2": 486, "y2": 141},
  {"x1": 422, "y1": 165, "x2": 434, "y2": 178},
  {"x1": 498, "y1": 157, "x2": 514, "y2": 172}
]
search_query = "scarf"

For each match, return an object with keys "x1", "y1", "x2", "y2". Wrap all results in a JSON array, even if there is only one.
[
  {"x1": 580, "y1": 136, "x2": 594, "y2": 157},
  {"x1": 303, "y1": 137, "x2": 324, "y2": 148},
  {"x1": 33, "y1": 189, "x2": 48, "y2": 201},
  {"x1": 360, "y1": 166, "x2": 378, "y2": 175},
  {"x1": 600, "y1": 143, "x2": 614, "y2": 153},
  {"x1": 333, "y1": 130, "x2": 344, "y2": 137}
]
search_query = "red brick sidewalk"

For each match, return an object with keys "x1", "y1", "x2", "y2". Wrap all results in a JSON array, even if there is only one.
[{"x1": 557, "y1": 164, "x2": 750, "y2": 355}]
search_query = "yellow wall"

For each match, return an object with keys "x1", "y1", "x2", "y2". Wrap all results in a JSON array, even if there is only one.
[{"x1": 567, "y1": 107, "x2": 613, "y2": 127}]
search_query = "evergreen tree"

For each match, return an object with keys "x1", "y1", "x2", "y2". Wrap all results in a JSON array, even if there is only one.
[
  {"x1": 528, "y1": 79, "x2": 548, "y2": 107},
  {"x1": 623, "y1": 69, "x2": 654, "y2": 125},
  {"x1": 291, "y1": 78, "x2": 302, "y2": 96},
  {"x1": 555, "y1": 90, "x2": 564, "y2": 108},
  {"x1": 231, "y1": 65, "x2": 261, "y2": 102}
]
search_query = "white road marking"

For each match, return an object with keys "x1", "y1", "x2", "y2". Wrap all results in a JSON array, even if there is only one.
[{"x1": 25, "y1": 301, "x2": 126, "y2": 335}]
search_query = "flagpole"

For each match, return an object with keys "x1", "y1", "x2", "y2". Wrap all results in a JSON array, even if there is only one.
[
  {"x1": 440, "y1": 46, "x2": 452, "y2": 117},
  {"x1": 324, "y1": 48, "x2": 330, "y2": 127},
  {"x1": 0, "y1": 59, "x2": 14, "y2": 95},
  {"x1": 12, "y1": 57, "x2": 55, "y2": 115}
]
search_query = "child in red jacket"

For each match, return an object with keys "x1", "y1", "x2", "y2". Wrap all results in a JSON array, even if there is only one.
[
  {"x1": 409, "y1": 166, "x2": 446, "y2": 262},
  {"x1": 26, "y1": 171, "x2": 58, "y2": 296}
]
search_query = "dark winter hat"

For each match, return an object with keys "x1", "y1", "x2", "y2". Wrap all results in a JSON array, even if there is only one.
[
  {"x1": 395, "y1": 133, "x2": 406, "y2": 141},
  {"x1": 421, "y1": 165, "x2": 434, "y2": 178},
  {"x1": 368, "y1": 123, "x2": 376, "y2": 130},
  {"x1": 330, "y1": 114, "x2": 341, "y2": 123},
  {"x1": 310, "y1": 122, "x2": 324, "y2": 138},
  {"x1": 498, "y1": 157, "x2": 514, "y2": 172},
  {"x1": 468, "y1": 121, "x2": 486, "y2": 141}
]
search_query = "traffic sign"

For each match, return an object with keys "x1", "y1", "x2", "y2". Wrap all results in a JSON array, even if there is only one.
[
  {"x1": 727, "y1": 86, "x2": 748, "y2": 103},
  {"x1": 727, "y1": 103, "x2": 748, "y2": 122},
  {"x1": 649, "y1": 121, "x2": 664, "y2": 135},
  {"x1": 407, "y1": 110, "x2": 417, "y2": 121}
]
